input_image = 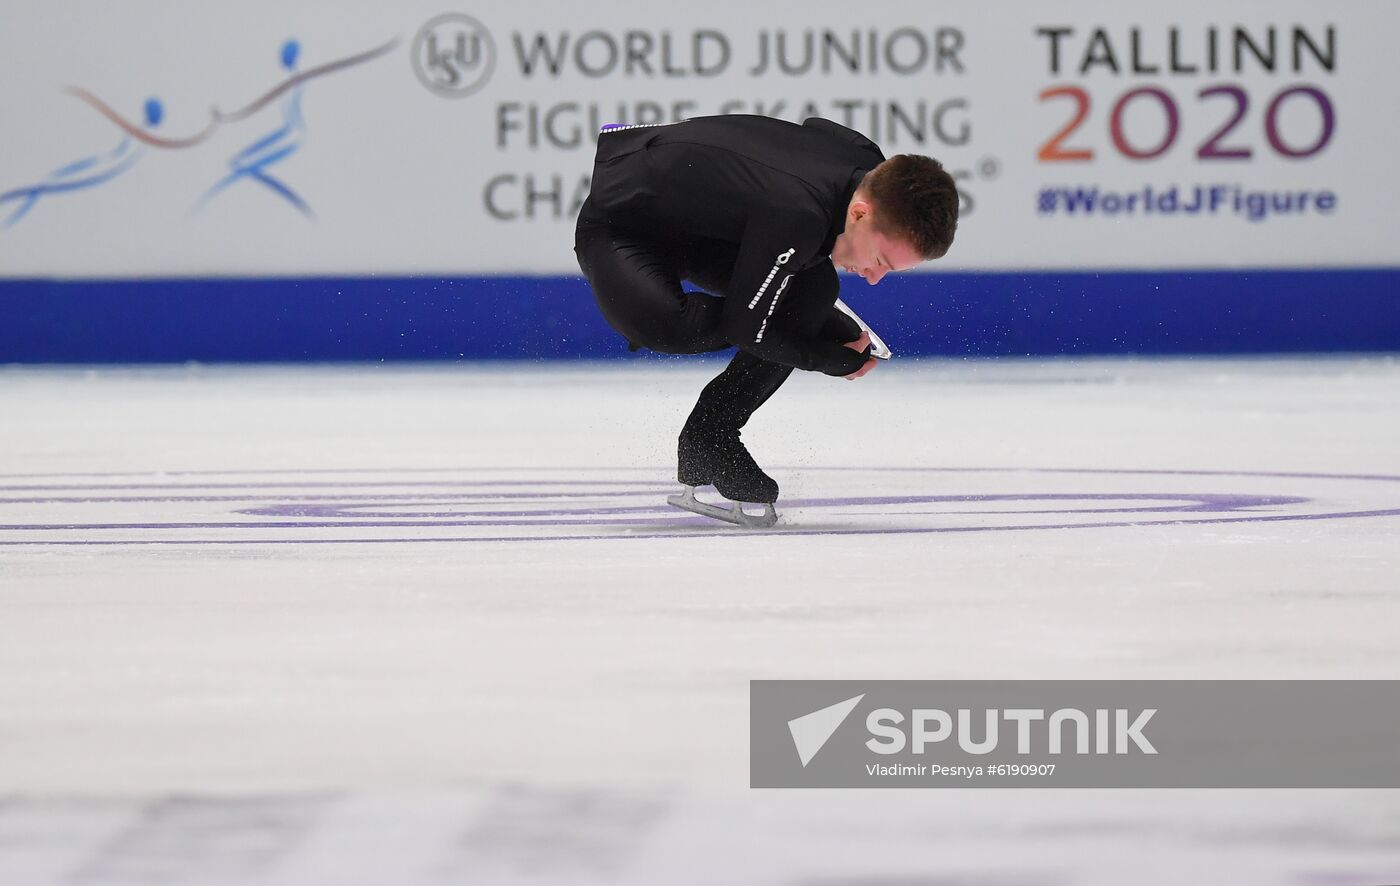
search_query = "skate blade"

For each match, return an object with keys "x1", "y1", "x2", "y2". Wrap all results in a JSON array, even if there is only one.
[
  {"x1": 667, "y1": 487, "x2": 778, "y2": 529},
  {"x1": 834, "y1": 298, "x2": 891, "y2": 359}
]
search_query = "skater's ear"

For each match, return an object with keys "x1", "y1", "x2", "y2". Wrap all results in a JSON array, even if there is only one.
[{"x1": 847, "y1": 196, "x2": 873, "y2": 224}]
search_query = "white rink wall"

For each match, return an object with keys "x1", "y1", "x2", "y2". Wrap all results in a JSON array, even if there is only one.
[{"x1": 0, "y1": 0, "x2": 1393, "y2": 278}]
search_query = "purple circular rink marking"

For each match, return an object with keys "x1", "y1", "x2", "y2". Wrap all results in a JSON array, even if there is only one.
[
  {"x1": 233, "y1": 492, "x2": 1309, "y2": 522},
  {"x1": 1, "y1": 466, "x2": 1399, "y2": 545}
]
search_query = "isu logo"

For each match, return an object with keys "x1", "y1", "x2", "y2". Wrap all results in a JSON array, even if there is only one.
[{"x1": 412, "y1": 13, "x2": 496, "y2": 98}]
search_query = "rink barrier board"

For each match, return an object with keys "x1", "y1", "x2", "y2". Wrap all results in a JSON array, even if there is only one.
[{"x1": 2, "y1": 268, "x2": 1397, "y2": 363}]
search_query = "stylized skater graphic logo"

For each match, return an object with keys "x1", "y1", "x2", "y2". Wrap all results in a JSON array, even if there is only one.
[
  {"x1": 196, "y1": 40, "x2": 311, "y2": 217},
  {"x1": 0, "y1": 98, "x2": 181, "y2": 228},
  {"x1": 0, "y1": 37, "x2": 398, "y2": 228}
]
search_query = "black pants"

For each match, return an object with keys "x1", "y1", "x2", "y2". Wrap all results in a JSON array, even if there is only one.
[{"x1": 574, "y1": 200, "x2": 858, "y2": 437}]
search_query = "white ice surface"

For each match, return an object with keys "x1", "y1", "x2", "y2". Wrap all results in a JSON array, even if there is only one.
[{"x1": 2, "y1": 357, "x2": 1399, "y2": 885}]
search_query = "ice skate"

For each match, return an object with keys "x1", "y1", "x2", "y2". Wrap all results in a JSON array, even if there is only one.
[
  {"x1": 669, "y1": 431, "x2": 780, "y2": 528},
  {"x1": 667, "y1": 485, "x2": 778, "y2": 529},
  {"x1": 834, "y1": 298, "x2": 892, "y2": 360}
]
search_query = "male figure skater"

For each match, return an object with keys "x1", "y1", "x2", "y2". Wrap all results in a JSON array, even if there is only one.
[{"x1": 574, "y1": 114, "x2": 959, "y2": 526}]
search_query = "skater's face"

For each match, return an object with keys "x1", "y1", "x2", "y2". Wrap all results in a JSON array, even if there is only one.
[{"x1": 830, "y1": 197, "x2": 924, "y2": 286}]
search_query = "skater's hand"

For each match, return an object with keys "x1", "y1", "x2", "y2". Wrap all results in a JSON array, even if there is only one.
[
  {"x1": 843, "y1": 331, "x2": 877, "y2": 380},
  {"x1": 844, "y1": 359, "x2": 877, "y2": 380}
]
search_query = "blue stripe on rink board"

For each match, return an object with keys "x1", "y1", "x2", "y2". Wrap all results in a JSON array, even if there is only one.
[{"x1": 1, "y1": 268, "x2": 1397, "y2": 362}]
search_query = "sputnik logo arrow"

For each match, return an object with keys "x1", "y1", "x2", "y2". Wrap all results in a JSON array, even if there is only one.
[{"x1": 787, "y1": 694, "x2": 865, "y2": 767}]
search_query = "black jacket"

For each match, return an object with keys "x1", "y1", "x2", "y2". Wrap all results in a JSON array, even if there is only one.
[{"x1": 588, "y1": 115, "x2": 884, "y2": 375}]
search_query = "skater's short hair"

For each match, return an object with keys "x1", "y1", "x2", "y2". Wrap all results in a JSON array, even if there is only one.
[{"x1": 861, "y1": 155, "x2": 960, "y2": 260}]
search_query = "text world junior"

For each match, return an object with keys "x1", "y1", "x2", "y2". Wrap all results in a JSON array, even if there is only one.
[{"x1": 512, "y1": 28, "x2": 965, "y2": 78}]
